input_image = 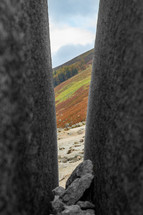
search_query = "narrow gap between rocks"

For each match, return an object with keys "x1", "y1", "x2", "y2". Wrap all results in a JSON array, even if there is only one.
[{"x1": 48, "y1": 1, "x2": 99, "y2": 188}]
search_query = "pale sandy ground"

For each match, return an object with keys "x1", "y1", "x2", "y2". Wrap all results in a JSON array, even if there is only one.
[{"x1": 57, "y1": 125, "x2": 86, "y2": 188}]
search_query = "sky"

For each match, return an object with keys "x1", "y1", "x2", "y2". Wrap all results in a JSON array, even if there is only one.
[{"x1": 48, "y1": 0, "x2": 99, "y2": 68}]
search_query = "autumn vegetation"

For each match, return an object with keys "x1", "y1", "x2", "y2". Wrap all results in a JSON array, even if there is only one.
[
  {"x1": 54, "y1": 49, "x2": 94, "y2": 128},
  {"x1": 53, "y1": 65, "x2": 78, "y2": 87}
]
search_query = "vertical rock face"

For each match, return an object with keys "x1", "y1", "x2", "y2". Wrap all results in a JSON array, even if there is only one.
[
  {"x1": 24, "y1": 1, "x2": 58, "y2": 214},
  {"x1": 0, "y1": 1, "x2": 31, "y2": 214},
  {"x1": 0, "y1": 0, "x2": 58, "y2": 214},
  {"x1": 25, "y1": 0, "x2": 59, "y2": 214},
  {"x1": 85, "y1": 0, "x2": 143, "y2": 215}
]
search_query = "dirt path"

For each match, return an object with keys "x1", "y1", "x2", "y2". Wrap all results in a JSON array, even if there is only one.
[{"x1": 57, "y1": 125, "x2": 85, "y2": 187}]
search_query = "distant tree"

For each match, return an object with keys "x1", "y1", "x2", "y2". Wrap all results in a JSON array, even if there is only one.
[
  {"x1": 79, "y1": 58, "x2": 86, "y2": 70},
  {"x1": 53, "y1": 64, "x2": 78, "y2": 87}
]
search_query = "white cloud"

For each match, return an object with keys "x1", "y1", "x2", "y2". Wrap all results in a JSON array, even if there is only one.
[
  {"x1": 48, "y1": 0, "x2": 99, "y2": 67},
  {"x1": 49, "y1": 22, "x2": 95, "y2": 54},
  {"x1": 52, "y1": 43, "x2": 94, "y2": 67}
]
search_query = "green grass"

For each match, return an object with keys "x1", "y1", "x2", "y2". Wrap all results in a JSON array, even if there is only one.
[
  {"x1": 56, "y1": 78, "x2": 90, "y2": 103},
  {"x1": 55, "y1": 65, "x2": 92, "y2": 104}
]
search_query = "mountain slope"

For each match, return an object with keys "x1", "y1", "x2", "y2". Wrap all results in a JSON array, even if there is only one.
[
  {"x1": 54, "y1": 50, "x2": 93, "y2": 128},
  {"x1": 53, "y1": 49, "x2": 94, "y2": 71}
]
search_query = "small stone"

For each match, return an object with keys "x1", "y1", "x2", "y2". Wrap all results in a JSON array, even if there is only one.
[
  {"x1": 61, "y1": 174, "x2": 94, "y2": 205},
  {"x1": 61, "y1": 206, "x2": 95, "y2": 215},
  {"x1": 67, "y1": 149, "x2": 75, "y2": 154},
  {"x1": 80, "y1": 139, "x2": 84, "y2": 142},
  {"x1": 51, "y1": 195, "x2": 65, "y2": 213},
  {"x1": 83, "y1": 209, "x2": 95, "y2": 215},
  {"x1": 77, "y1": 130, "x2": 84, "y2": 135},
  {"x1": 61, "y1": 205, "x2": 81, "y2": 214},
  {"x1": 62, "y1": 158, "x2": 68, "y2": 163},
  {"x1": 66, "y1": 160, "x2": 93, "y2": 188},
  {"x1": 68, "y1": 132, "x2": 73, "y2": 135},
  {"x1": 77, "y1": 156, "x2": 82, "y2": 160},
  {"x1": 57, "y1": 128, "x2": 62, "y2": 132},
  {"x1": 76, "y1": 201, "x2": 95, "y2": 209},
  {"x1": 52, "y1": 186, "x2": 65, "y2": 197},
  {"x1": 59, "y1": 147, "x2": 65, "y2": 150}
]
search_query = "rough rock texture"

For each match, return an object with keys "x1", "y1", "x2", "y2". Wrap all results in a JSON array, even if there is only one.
[
  {"x1": 61, "y1": 205, "x2": 81, "y2": 215},
  {"x1": 0, "y1": 1, "x2": 32, "y2": 214},
  {"x1": 53, "y1": 186, "x2": 65, "y2": 197},
  {"x1": 23, "y1": 1, "x2": 58, "y2": 214},
  {"x1": 0, "y1": 0, "x2": 58, "y2": 214},
  {"x1": 61, "y1": 206, "x2": 95, "y2": 215},
  {"x1": 83, "y1": 210, "x2": 95, "y2": 215},
  {"x1": 51, "y1": 161, "x2": 95, "y2": 214},
  {"x1": 66, "y1": 160, "x2": 93, "y2": 188},
  {"x1": 52, "y1": 196, "x2": 65, "y2": 213},
  {"x1": 61, "y1": 174, "x2": 94, "y2": 205},
  {"x1": 85, "y1": 0, "x2": 143, "y2": 215},
  {"x1": 76, "y1": 201, "x2": 95, "y2": 210}
]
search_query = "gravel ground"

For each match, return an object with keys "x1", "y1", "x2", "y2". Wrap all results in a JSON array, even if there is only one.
[{"x1": 57, "y1": 125, "x2": 86, "y2": 187}]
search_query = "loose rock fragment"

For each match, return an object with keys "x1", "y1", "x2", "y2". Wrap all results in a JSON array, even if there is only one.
[
  {"x1": 61, "y1": 206, "x2": 95, "y2": 215},
  {"x1": 51, "y1": 160, "x2": 95, "y2": 215},
  {"x1": 83, "y1": 209, "x2": 95, "y2": 215},
  {"x1": 61, "y1": 174, "x2": 94, "y2": 205},
  {"x1": 52, "y1": 186, "x2": 65, "y2": 197},
  {"x1": 74, "y1": 144, "x2": 82, "y2": 147},
  {"x1": 66, "y1": 160, "x2": 93, "y2": 188},
  {"x1": 61, "y1": 205, "x2": 82, "y2": 214},
  {"x1": 77, "y1": 130, "x2": 84, "y2": 135},
  {"x1": 76, "y1": 201, "x2": 95, "y2": 209},
  {"x1": 67, "y1": 149, "x2": 75, "y2": 154},
  {"x1": 59, "y1": 147, "x2": 65, "y2": 150},
  {"x1": 51, "y1": 196, "x2": 65, "y2": 213}
]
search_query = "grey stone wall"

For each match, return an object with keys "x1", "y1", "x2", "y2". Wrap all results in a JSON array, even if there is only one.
[
  {"x1": 0, "y1": 0, "x2": 58, "y2": 214},
  {"x1": 24, "y1": 1, "x2": 58, "y2": 214},
  {"x1": 0, "y1": 1, "x2": 32, "y2": 214},
  {"x1": 84, "y1": 0, "x2": 143, "y2": 215}
]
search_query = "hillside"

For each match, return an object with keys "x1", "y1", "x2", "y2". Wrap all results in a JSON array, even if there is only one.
[
  {"x1": 54, "y1": 49, "x2": 94, "y2": 128},
  {"x1": 53, "y1": 48, "x2": 94, "y2": 71},
  {"x1": 53, "y1": 49, "x2": 94, "y2": 88}
]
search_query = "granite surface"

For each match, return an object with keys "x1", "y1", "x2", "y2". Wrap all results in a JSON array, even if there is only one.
[
  {"x1": 0, "y1": 1, "x2": 58, "y2": 214},
  {"x1": 85, "y1": 0, "x2": 143, "y2": 214}
]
